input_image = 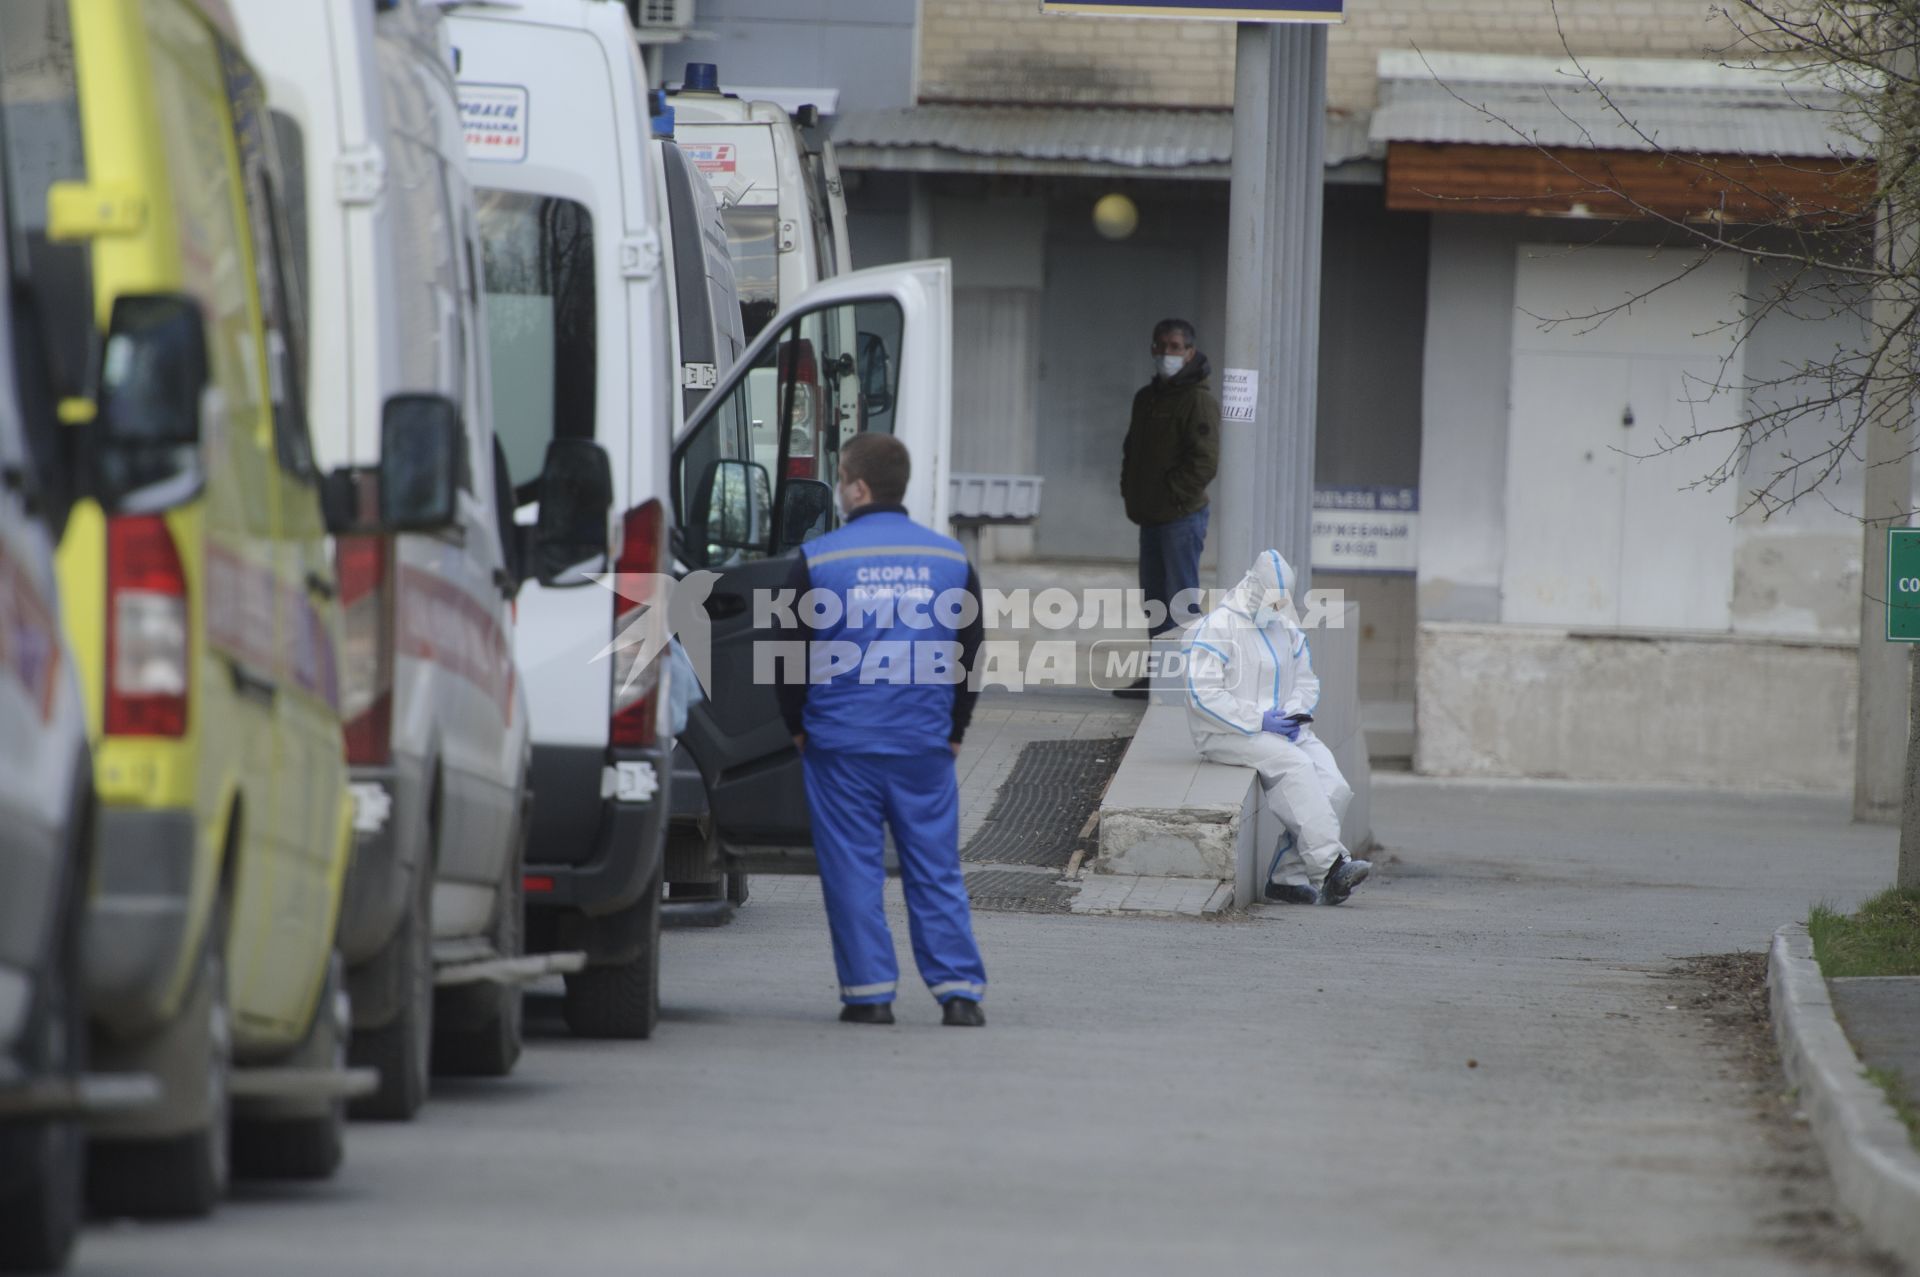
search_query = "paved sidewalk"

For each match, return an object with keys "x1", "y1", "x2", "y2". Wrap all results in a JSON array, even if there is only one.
[
  {"x1": 751, "y1": 688, "x2": 1145, "y2": 910},
  {"x1": 956, "y1": 688, "x2": 1141, "y2": 844},
  {"x1": 80, "y1": 774, "x2": 1900, "y2": 1276}
]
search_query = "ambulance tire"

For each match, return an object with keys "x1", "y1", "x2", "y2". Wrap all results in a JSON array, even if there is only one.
[
  {"x1": 230, "y1": 955, "x2": 347, "y2": 1182},
  {"x1": 0, "y1": 850, "x2": 86, "y2": 1272},
  {"x1": 349, "y1": 856, "x2": 434, "y2": 1119},
  {"x1": 561, "y1": 877, "x2": 661, "y2": 1040},
  {"x1": 86, "y1": 896, "x2": 232, "y2": 1219},
  {"x1": 433, "y1": 824, "x2": 525, "y2": 1078}
]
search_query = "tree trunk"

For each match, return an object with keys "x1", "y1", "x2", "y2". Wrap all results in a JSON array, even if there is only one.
[{"x1": 1902, "y1": 643, "x2": 1920, "y2": 890}]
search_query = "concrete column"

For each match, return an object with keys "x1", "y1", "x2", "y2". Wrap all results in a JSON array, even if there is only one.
[
  {"x1": 1217, "y1": 22, "x2": 1326, "y2": 592},
  {"x1": 1855, "y1": 193, "x2": 1917, "y2": 825}
]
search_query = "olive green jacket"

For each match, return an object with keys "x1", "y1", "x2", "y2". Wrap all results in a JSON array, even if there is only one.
[{"x1": 1120, "y1": 353, "x2": 1221, "y2": 526}]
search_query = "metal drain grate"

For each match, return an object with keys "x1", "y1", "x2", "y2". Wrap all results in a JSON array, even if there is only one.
[
  {"x1": 962, "y1": 737, "x2": 1129, "y2": 868},
  {"x1": 964, "y1": 868, "x2": 1078, "y2": 913}
]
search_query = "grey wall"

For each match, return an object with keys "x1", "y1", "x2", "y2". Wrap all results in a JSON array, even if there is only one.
[
  {"x1": 1732, "y1": 263, "x2": 1872, "y2": 637},
  {"x1": 659, "y1": 0, "x2": 916, "y2": 115},
  {"x1": 1418, "y1": 214, "x2": 1883, "y2": 638},
  {"x1": 1417, "y1": 216, "x2": 1516, "y2": 624},
  {"x1": 1317, "y1": 187, "x2": 1427, "y2": 489},
  {"x1": 845, "y1": 171, "x2": 911, "y2": 270},
  {"x1": 1033, "y1": 185, "x2": 1230, "y2": 561}
]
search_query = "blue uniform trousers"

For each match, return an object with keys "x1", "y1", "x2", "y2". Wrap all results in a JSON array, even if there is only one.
[{"x1": 802, "y1": 747, "x2": 987, "y2": 1006}]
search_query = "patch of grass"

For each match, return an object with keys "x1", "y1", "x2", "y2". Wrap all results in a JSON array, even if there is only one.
[
  {"x1": 1806, "y1": 888, "x2": 1920, "y2": 978},
  {"x1": 1863, "y1": 1067, "x2": 1920, "y2": 1152}
]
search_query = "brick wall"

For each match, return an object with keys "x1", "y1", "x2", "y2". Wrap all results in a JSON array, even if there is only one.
[{"x1": 918, "y1": 0, "x2": 1739, "y2": 112}]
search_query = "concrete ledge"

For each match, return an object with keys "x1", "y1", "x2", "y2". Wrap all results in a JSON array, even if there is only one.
[
  {"x1": 1418, "y1": 622, "x2": 1855, "y2": 790},
  {"x1": 1096, "y1": 603, "x2": 1375, "y2": 909},
  {"x1": 1096, "y1": 702, "x2": 1258, "y2": 888},
  {"x1": 1769, "y1": 923, "x2": 1920, "y2": 1265}
]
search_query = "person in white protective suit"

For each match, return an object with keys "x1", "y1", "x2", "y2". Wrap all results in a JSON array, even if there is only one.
[{"x1": 1184, "y1": 550, "x2": 1371, "y2": 905}]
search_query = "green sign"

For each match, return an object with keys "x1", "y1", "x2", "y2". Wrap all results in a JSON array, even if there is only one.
[{"x1": 1889, "y1": 528, "x2": 1920, "y2": 641}]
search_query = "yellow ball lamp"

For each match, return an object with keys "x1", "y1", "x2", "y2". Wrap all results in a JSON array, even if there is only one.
[{"x1": 1092, "y1": 192, "x2": 1138, "y2": 241}]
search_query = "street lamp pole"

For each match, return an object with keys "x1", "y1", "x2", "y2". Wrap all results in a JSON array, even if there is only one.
[{"x1": 1217, "y1": 21, "x2": 1327, "y2": 593}]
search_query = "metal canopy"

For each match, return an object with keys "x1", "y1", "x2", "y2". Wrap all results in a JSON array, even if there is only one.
[
  {"x1": 832, "y1": 103, "x2": 1380, "y2": 180},
  {"x1": 1369, "y1": 50, "x2": 1871, "y2": 159}
]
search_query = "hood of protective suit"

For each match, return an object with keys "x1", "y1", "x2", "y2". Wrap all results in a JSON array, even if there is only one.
[{"x1": 1222, "y1": 549, "x2": 1294, "y2": 628}]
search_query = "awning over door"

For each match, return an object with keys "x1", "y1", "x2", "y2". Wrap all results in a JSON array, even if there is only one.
[
  {"x1": 1369, "y1": 51, "x2": 1873, "y2": 220},
  {"x1": 833, "y1": 104, "x2": 1380, "y2": 180}
]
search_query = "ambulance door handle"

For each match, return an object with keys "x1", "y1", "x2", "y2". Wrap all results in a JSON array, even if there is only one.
[
  {"x1": 228, "y1": 660, "x2": 278, "y2": 706},
  {"x1": 704, "y1": 592, "x2": 748, "y2": 621}
]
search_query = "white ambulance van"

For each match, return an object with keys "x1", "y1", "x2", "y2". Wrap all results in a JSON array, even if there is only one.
[
  {"x1": 230, "y1": 0, "x2": 537, "y2": 1120},
  {"x1": 656, "y1": 136, "x2": 744, "y2": 426},
  {"x1": 668, "y1": 64, "x2": 851, "y2": 340},
  {"x1": 446, "y1": 0, "x2": 679, "y2": 1040},
  {"x1": 448, "y1": 0, "x2": 957, "y2": 1005}
]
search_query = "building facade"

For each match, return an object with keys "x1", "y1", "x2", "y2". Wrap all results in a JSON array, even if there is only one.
[{"x1": 665, "y1": 0, "x2": 1879, "y2": 787}]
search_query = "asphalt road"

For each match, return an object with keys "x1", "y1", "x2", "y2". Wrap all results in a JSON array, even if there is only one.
[{"x1": 73, "y1": 776, "x2": 1900, "y2": 1276}]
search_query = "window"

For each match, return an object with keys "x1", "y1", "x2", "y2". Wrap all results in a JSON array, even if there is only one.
[
  {"x1": 269, "y1": 110, "x2": 309, "y2": 346},
  {"x1": 720, "y1": 206, "x2": 778, "y2": 341},
  {"x1": 674, "y1": 297, "x2": 903, "y2": 567},
  {"x1": 221, "y1": 39, "x2": 316, "y2": 482},
  {"x1": 145, "y1": 0, "x2": 270, "y2": 530},
  {"x1": 477, "y1": 190, "x2": 595, "y2": 500},
  {"x1": 0, "y1": 0, "x2": 92, "y2": 408}
]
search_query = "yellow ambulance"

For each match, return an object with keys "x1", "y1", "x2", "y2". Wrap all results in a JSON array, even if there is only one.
[{"x1": 35, "y1": 0, "x2": 465, "y2": 1216}]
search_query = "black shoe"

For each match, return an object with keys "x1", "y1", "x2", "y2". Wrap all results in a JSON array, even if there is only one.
[
  {"x1": 839, "y1": 1002, "x2": 895, "y2": 1025},
  {"x1": 1320, "y1": 856, "x2": 1372, "y2": 906},
  {"x1": 1112, "y1": 677, "x2": 1150, "y2": 700},
  {"x1": 1263, "y1": 881, "x2": 1319, "y2": 905},
  {"x1": 941, "y1": 999, "x2": 986, "y2": 1027}
]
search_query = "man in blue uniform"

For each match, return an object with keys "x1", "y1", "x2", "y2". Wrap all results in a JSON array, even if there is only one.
[{"x1": 775, "y1": 434, "x2": 988, "y2": 1027}]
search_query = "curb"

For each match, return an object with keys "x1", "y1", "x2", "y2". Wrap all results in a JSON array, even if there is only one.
[{"x1": 1768, "y1": 922, "x2": 1920, "y2": 1265}]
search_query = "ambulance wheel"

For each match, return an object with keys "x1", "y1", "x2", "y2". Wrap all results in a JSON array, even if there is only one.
[
  {"x1": 0, "y1": 856, "x2": 85, "y2": 1272},
  {"x1": 561, "y1": 877, "x2": 660, "y2": 1040},
  {"x1": 349, "y1": 855, "x2": 434, "y2": 1120},
  {"x1": 434, "y1": 825, "x2": 525, "y2": 1078},
  {"x1": 87, "y1": 897, "x2": 232, "y2": 1219},
  {"x1": 231, "y1": 954, "x2": 347, "y2": 1181}
]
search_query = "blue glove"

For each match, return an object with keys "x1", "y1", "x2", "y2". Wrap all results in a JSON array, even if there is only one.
[{"x1": 1260, "y1": 709, "x2": 1302, "y2": 739}]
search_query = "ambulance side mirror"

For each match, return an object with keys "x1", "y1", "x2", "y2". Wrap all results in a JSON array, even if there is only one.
[
  {"x1": 689, "y1": 458, "x2": 771, "y2": 561},
  {"x1": 89, "y1": 293, "x2": 208, "y2": 513}
]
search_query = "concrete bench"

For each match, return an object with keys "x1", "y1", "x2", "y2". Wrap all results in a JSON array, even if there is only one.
[{"x1": 1094, "y1": 602, "x2": 1373, "y2": 908}]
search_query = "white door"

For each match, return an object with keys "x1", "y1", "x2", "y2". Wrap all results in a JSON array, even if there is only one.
[
  {"x1": 667, "y1": 259, "x2": 951, "y2": 867},
  {"x1": 1502, "y1": 248, "x2": 1745, "y2": 630}
]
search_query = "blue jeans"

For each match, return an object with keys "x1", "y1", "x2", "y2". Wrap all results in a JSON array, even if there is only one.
[{"x1": 1139, "y1": 506, "x2": 1209, "y2": 637}]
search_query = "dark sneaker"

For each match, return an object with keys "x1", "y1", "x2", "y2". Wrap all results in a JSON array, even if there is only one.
[
  {"x1": 1112, "y1": 677, "x2": 1150, "y2": 700},
  {"x1": 1263, "y1": 881, "x2": 1319, "y2": 905},
  {"x1": 839, "y1": 1002, "x2": 896, "y2": 1025},
  {"x1": 1319, "y1": 856, "x2": 1372, "y2": 906},
  {"x1": 941, "y1": 999, "x2": 986, "y2": 1027}
]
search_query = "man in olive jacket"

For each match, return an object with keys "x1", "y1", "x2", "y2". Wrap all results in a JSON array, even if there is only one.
[{"x1": 1118, "y1": 318, "x2": 1220, "y2": 695}]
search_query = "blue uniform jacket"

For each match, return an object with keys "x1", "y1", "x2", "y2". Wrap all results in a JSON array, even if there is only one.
[{"x1": 775, "y1": 505, "x2": 984, "y2": 754}]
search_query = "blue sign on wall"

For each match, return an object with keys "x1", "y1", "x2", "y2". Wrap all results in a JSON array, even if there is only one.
[{"x1": 1040, "y1": 0, "x2": 1344, "y2": 22}]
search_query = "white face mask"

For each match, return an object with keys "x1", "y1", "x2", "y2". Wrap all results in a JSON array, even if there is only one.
[{"x1": 1157, "y1": 353, "x2": 1187, "y2": 379}]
